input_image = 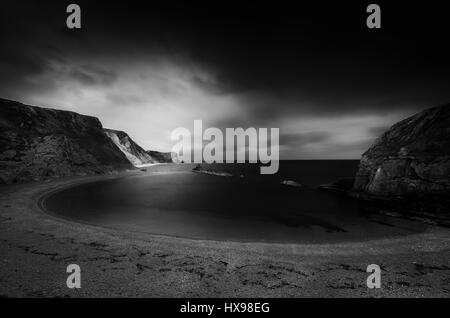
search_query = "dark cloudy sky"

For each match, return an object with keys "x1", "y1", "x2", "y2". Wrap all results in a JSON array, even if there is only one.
[{"x1": 1, "y1": 1, "x2": 449, "y2": 158}]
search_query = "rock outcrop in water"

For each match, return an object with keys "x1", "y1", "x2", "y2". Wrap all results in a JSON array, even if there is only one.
[
  {"x1": 353, "y1": 103, "x2": 450, "y2": 202},
  {"x1": 0, "y1": 98, "x2": 133, "y2": 183}
]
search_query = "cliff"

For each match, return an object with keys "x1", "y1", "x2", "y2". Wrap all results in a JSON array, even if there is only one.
[
  {"x1": 104, "y1": 129, "x2": 153, "y2": 166},
  {"x1": 104, "y1": 129, "x2": 173, "y2": 165},
  {"x1": 353, "y1": 103, "x2": 450, "y2": 202},
  {"x1": 0, "y1": 99, "x2": 133, "y2": 184},
  {"x1": 146, "y1": 150, "x2": 174, "y2": 163}
]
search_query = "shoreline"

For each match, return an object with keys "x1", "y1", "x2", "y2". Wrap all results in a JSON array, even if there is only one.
[{"x1": 0, "y1": 169, "x2": 449, "y2": 297}]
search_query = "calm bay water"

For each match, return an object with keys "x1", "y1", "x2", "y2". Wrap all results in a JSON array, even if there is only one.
[{"x1": 43, "y1": 161, "x2": 427, "y2": 243}]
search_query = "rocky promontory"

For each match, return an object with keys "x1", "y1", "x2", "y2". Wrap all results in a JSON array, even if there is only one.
[
  {"x1": 353, "y1": 103, "x2": 450, "y2": 205},
  {"x1": 146, "y1": 150, "x2": 173, "y2": 163},
  {"x1": 104, "y1": 129, "x2": 172, "y2": 166},
  {"x1": 0, "y1": 99, "x2": 133, "y2": 184}
]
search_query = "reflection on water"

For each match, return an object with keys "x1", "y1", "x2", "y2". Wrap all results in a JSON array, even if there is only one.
[{"x1": 43, "y1": 162, "x2": 428, "y2": 243}]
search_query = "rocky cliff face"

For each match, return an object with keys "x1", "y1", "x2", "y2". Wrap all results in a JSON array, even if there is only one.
[
  {"x1": 104, "y1": 129, "x2": 173, "y2": 166},
  {"x1": 0, "y1": 99, "x2": 133, "y2": 184},
  {"x1": 354, "y1": 103, "x2": 450, "y2": 200},
  {"x1": 146, "y1": 150, "x2": 174, "y2": 163},
  {"x1": 104, "y1": 129, "x2": 153, "y2": 166}
]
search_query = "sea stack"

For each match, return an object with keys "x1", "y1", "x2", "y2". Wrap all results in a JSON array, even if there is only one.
[{"x1": 353, "y1": 103, "x2": 450, "y2": 201}]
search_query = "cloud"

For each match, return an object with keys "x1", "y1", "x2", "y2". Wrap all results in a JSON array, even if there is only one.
[
  {"x1": 281, "y1": 132, "x2": 332, "y2": 148},
  {"x1": 68, "y1": 65, "x2": 117, "y2": 86},
  {"x1": 1, "y1": 2, "x2": 450, "y2": 159},
  {"x1": 367, "y1": 126, "x2": 390, "y2": 138}
]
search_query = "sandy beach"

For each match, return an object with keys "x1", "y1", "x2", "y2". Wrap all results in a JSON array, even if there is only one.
[
  {"x1": 1, "y1": 1, "x2": 450, "y2": 302},
  {"x1": 0, "y1": 168, "x2": 449, "y2": 298}
]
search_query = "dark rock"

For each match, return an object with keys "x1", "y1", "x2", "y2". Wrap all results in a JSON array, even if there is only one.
[
  {"x1": 145, "y1": 150, "x2": 174, "y2": 163},
  {"x1": 353, "y1": 103, "x2": 450, "y2": 205},
  {"x1": 0, "y1": 98, "x2": 133, "y2": 184},
  {"x1": 318, "y1": 178, "x2": 354, "y2": 194}
]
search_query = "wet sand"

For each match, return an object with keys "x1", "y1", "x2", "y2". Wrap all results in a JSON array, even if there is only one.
[{"x1": 0, "y1": 168, "x2": 449, "y2": 297}]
